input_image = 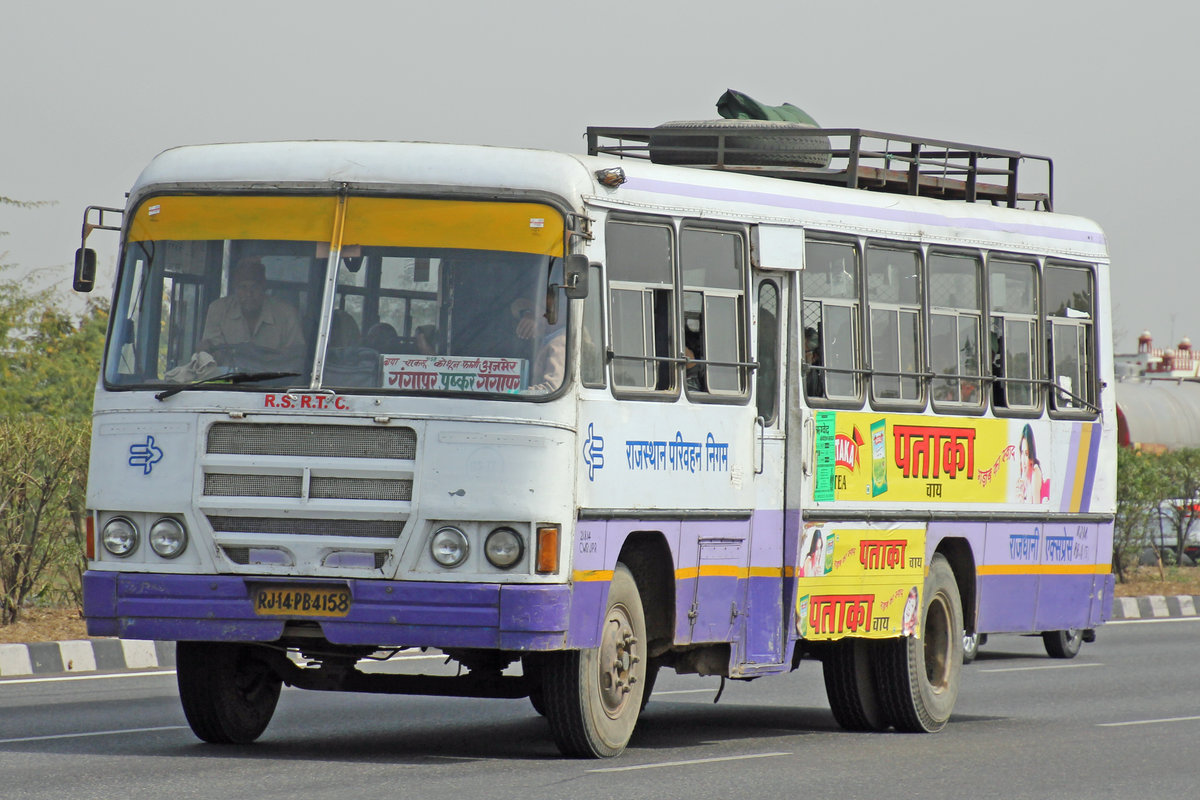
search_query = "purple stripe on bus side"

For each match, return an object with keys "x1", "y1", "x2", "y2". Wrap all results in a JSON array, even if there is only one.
[{"x1": 623, "y1": 177, "x2": 1106, "y2": 246}]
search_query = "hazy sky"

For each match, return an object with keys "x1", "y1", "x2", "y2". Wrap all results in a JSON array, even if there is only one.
[{"x1": 2, "y1": 1, "x2": 1195, "y2": 349}]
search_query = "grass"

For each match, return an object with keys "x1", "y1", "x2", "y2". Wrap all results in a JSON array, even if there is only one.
[{"x1": 1114, "y1": 564, "x2": 1200, "y2": 597}]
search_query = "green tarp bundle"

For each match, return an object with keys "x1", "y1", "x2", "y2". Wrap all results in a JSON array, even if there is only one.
[{"x1": 716, "y1": 89, "x2": 821, "y2": 127}]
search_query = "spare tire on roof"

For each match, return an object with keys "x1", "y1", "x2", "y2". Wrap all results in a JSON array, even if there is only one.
[{"x1": 648, "y1": 119, "x2": 832, "y2": 168}]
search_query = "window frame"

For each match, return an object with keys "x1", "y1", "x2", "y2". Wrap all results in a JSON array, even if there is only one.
[
  {"x1": 926, "y1": 247, "x2": 986, "y2": 416},
  {"x1": 678, "y1": 221, "x2": 752, "y2": 404},
  {"x1": 864, "y1": 241, "x2": 925, "y2": 411},
  {"x1": 1044, "y1": 260, "x2": 1099, "y2": 419},
  {"x1": 605, "y1": 215, "x2": 679, "y2": 399},
  {"x1": 800, "y1": 235, "x2": 865, "y2": 410},
  {"x1": 986, "y1": 254, "x2": 1043, "y2": 419}
]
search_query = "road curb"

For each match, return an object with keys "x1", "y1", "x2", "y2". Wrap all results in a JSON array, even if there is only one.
[
  {"x1": 0, "y1": 639, "x2": 175, "y2": 678},
  {"x1": 1109, "y1": 594, "x2": 1200, "y2": 621},
  {"x1": 3, "y1": 594, "x2": 1199, "y2": 678}
]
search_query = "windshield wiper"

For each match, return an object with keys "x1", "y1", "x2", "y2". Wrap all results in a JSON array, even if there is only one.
[{"x1": 155, "y1": 371, "x2": 302, "y2": 401}]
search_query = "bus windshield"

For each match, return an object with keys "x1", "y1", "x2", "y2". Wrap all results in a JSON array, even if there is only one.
[{"x1": 104, "y1": 195, "x2": 569, "y2": 397}]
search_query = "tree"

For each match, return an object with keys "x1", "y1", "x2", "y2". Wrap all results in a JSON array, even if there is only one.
[
  {"x1": 1157, "y1": 448, "x2": 1200, "y2": 564},
  {"x1": 1113, "y1": 448, "x2": 1172, "y2": 582}
]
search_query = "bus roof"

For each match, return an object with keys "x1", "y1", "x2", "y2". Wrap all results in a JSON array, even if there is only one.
[{"x1": 130, "y1": 138, "x2": 1108, "y2": 262}]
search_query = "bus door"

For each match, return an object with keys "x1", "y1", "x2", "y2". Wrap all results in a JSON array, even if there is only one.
[{"x1": 737, "y1": 271, "x2": 791, "y2": 669}]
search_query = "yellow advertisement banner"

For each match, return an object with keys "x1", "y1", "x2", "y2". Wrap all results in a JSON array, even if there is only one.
[
  {"x1": 795, "y1": 525, "x2": 925, "y2": 640},
  {"x1": 814, "y1": 411, "x2": 1015, "y2": 504}
]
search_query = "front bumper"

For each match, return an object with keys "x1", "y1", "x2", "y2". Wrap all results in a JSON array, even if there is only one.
[{"x1": 83, "y1": 571, "x2": 585, "y2": 651}]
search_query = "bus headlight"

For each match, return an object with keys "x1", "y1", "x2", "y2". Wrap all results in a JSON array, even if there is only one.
[
  {"x1": 149, "y1": 517, "x2": 188, "y2": 558},
  {"x1": 101, "y1": 517, "x2": 139, "y2": 557},
  {"x1": 430, "y1": 526, "x2": 469, "y2": 568},
  {"x1": 484, "y1": 527, "x2": 523, "y2": 569}
]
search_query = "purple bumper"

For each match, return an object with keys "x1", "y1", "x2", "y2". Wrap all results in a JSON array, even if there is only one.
[{"x1": 83, "y1": 571, "x2": 574, "y2": 651}]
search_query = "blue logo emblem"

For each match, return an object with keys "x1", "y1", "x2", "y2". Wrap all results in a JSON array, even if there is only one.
[
  {"x1": 583, "y1": 422, "x2": 604, "y2": 481},
  {"x1": 128, "y1": 435, "x2": 164, "y2": 475}
]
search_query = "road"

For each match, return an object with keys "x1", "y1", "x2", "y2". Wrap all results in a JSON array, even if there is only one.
[{"x1": 2, "y1": 618, "x2": 1199, "y2": 800}]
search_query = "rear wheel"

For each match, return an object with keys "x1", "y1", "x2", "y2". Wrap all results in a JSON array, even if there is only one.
[
  {"x1": 823, "y1": 638, "x2": 889, "y2": 731},
  {"x1": 176, "y1": 642, "x2": 282, "y2": 744},
  {"x1": 1042, "y1": 628, "x2": 1084, "y2": 659},
  {"x1": 543, "y1": 563, "x2": 647, "y2": 757},
  {"x1": 874, "y1": 554, "x2": 963, "y2": 732}
]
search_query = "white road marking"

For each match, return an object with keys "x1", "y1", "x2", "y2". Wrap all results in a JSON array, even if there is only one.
[
  {"x1": 0, "y1": 669, "x2": 177, "y2": 686},
  {"x1": 1097, "y1": 715, "x2": 1200, "y2": 728},
  {"x1": 587, "y1": 752, "x2": 791, "y2": 773},
  {"x1": 979, "y1": 662, "x2": 1102, "y2": 674},
  {"x1": 1107, "y1": 616, "x2": 1200, "y2": 625},
  {"x1": 0, "y1": 725, "x2": 188, "y2": 744},
  {"x1": 654, "y1": 689, "x2": 717, "y2": 696}
]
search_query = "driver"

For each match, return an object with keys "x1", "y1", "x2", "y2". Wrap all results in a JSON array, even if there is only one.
[{"x1": 199, "y1": 257, "x2": 304, "y2": 366}]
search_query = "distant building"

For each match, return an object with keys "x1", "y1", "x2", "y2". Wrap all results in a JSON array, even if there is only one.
[{"x1": 1115, "y1": 331, "x2": 1200, "y2": 451}]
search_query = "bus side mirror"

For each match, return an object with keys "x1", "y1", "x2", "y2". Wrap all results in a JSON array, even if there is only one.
[
  {"x1": 562, "y1": 254, "x2": 589, "y2": 299},
  {"x1": 73, "y1": 248, "x2": 97, "y2": 293}
]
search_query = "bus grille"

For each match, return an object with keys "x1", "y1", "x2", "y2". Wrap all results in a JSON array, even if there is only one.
[
  {"x1": 221, "y1": 546, "x2": 389, "y2": 569},
  {"x1": 206, "y1": 516, "x2": 404, "y2": 539},
  {"x1": 204, "y1": 474, "x2": 413, "y2": 501},
  {"x1": 207, "y1": 422, "x2": 417, "y2": 460}
]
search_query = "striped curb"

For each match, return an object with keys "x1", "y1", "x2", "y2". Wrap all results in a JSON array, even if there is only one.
[
  {"x1": 2, "y1": 594, "x2": 1197, "y2": 677},
  {"x1": 1110, "y1": 595, "x2": 1200, "y2": 621},
  {"x1": 0, "y1": 640, "x2": 175, "y2": 678}
]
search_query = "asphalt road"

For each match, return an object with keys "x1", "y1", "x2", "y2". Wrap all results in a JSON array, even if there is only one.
[{"x1": 2, "y1": 618, "x2": 1198, "y2": 800}]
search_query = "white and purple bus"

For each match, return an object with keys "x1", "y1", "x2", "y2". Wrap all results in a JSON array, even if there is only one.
[{"x1": 74, "y1": 124, "x2": 1114, "y2": 757}]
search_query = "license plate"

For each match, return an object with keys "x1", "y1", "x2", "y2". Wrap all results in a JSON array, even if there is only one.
[{"x1": 253, "y1": 585, "x2": 351, "y2": 617}]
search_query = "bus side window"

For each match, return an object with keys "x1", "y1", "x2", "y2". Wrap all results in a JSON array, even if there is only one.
[
  {"x1": 865, "y1": 244, "x2": 922, "y2": 405},
  {"x1": 928, "y1": 251, "x2": 984, "y2": 410},
  {"x1": 802, "y1": 239, "x2": 861, "y2": 403},
  {"x1": 607, "y1": 219, "x2": 675, "y2": 392},
  {"x1": 755, "y1": 280, "x2": 780, "y2": 422},
  {"x1": 988, "y1": 258, "x2": 1039, "y2": 412},
  {"x1": 580, "y1": 263, "x2": 606, "y2": 387},
  {"x1": 1045, "y1": 263, "x2": 1096, "y2": 415},
  {"x1": 681, "y1": 226, "x2": 747, "y2": 397}
]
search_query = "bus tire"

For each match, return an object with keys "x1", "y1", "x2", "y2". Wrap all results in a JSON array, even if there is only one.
[
  {"x1": 1042, "y1": 628, "x2": 1084, "y2": 659},
  {"x1": 822, "y1": 638, "x2": 889, "y2": 731},
  {"x1": 522, "y1": 655, "x2": 547, "y2": 716},
  {"x1": 542, "y1": 563, "x2": 647, "y2": 757},
  {"x1": 640, "y1": 660, "x2": 661, "y2": 712},
  {"x1": 176, "y1": 641, "x2": 282, "y2": 744},
  {"x1": 873, "y1": 554, "x2": 963, "y2": 733},
  {"x1": 962, "y1": 631, "x2": 980, "y2": 664},
  {"x1": 648, "y1": 120, "x2": 832, "y2": 168}
]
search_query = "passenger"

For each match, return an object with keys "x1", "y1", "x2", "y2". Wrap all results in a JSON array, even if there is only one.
[
  {"x1": 200, "y1": 257, "x2": 304, "y2": 367},
  {"x1": 415, "y1": 324, "x2": 440, "y2": 356},
  {"x1": 684, "y1": 329, "x2": 706, "y2": 392},
  {"x1": 363, "y1": 322, "x2": 401, "y2": 354},
  {"x1": 803, "y1": 327, "x2": 824, "y2": 398},
  {"x1": 512, "y1": 292, "x2": 565, "y2": 394},
  {"x1": 328, "y1": 309, "x2": 361, "y2": 350}
]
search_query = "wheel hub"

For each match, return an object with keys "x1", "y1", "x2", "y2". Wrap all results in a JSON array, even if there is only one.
[{"x1": 598, "y1": 603, "x2": 640, "y2": 718}]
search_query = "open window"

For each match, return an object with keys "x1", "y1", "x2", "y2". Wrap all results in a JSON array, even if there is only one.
[
  {"x1": 988, "y1": 257, "x2": 1040, "y2": 413},
  {"x1": 1045, "y1": 263, "x2": 1097, "y2": 415},
  {"x1": 928, "y1": 251, "x2": 984, "y2": 410},
  {"x1": 607, "y1": 218, "x2": 675, "y2": 392},
  {"x1": 801, "y1": 239, "x2": 861, "y2": 404},
  {"x1": 681, "y1": 225, "x2": 748, "y2": 398}
]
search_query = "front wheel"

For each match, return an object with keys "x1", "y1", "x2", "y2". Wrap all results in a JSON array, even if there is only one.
[
  {"x1": 542, "y1": 563, "x2": 647, "y2": 757},
  {"x1": 874, "y1": 554, "x2": 963, "y2": 733},
  {"x1": 1042, "y1": 628, "x2": 1084, "y2": 659},
  {"x1": 176, "y1": 642, "x2": 282, "y2": 744}
]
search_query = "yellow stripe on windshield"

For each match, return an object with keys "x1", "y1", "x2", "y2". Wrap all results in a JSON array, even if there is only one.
[
  {"x1": 128, "y1": 195, "x2": 337, "y2": 242},
  {"x1": 127, "y1": 195, "x2": 565, "y2": 257},
  {"x1": 344, "y1": 197, "x2": 564, "y2": 255}
]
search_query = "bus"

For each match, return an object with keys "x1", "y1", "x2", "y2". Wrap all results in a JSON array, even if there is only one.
[{"x1": 73, "y1": 124, "x2": 1115, "y2": 757}]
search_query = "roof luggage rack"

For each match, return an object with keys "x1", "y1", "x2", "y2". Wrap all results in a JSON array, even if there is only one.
[{"x1": 586, "y1": 125, "x2": 1054, "y2": 212}]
